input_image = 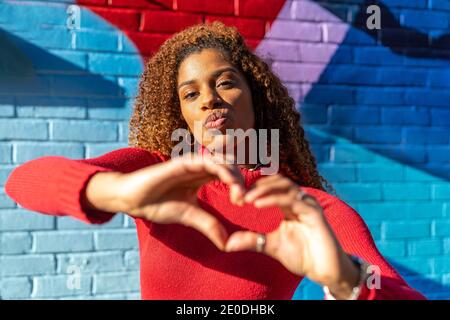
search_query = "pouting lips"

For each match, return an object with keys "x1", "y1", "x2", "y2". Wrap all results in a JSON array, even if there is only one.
[{"x1": 204, "y1": 111, "x2": 229, "y2": 129}]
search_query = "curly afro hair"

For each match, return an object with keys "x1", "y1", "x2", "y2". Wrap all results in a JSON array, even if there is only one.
[{"x1": 129, "y1": 21, "x2": 329, "y2": 191}]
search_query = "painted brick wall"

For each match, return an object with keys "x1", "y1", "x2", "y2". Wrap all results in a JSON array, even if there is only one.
[{"x1": 0, "y1": 0, "x2": 449, "y2": 300}]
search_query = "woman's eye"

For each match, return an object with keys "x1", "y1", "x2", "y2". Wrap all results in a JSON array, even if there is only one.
[
  {"x1": 218, "y1": 80, "x2": 234, "y2": 88},
  {"x1": 184, "y1": 92, "x2": 197, "y2": 100}
]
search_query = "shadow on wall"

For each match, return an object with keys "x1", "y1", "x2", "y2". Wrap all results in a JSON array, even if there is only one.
[
  {"x1": 303, "y1": 0, "x2": 450, "y2": 181},
  {"x1": 0, "y1": 28, "x2": 126, "y2": 107}
]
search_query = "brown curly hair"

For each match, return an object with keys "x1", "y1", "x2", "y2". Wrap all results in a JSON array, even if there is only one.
[{"x1": 129, "y1": 21, "x2": 329, "y2": 191}]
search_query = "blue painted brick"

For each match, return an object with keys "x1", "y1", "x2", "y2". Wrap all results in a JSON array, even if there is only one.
[
  {"x1": 75, "y1": 30, "x2": 119, "y2": 52},
  {"x1": 33, "y1": 29, "x2": 73, "y2": 50},
  {"x1": 124, "y1": 250, "x2": 139, "y2": 271},
  {"x1": 382, "y1": 107, "x2": 430, "y2": 126},
  {"x1": 51, "y1": 120, "x2": 118, "y2": 142},
  {"x1": 357, "y1": 164, "x2": 404, "y2": 182},
  {"x1": 32, "y1": 275, "x2": 92, "y2": 298},
  {"x1": 404, "y1": 128, "x2": 449, "y2": 144},
  {"x1": 0, "y1": 255, "x2": 55, "y2": 276},
  {"x1": 0, "y1": 166, "x2": 14, "y2": 186},
  {"x1": 88, "y1": 53, "x2": 143, "y2": 76},
  {"x1": 407, "y1": 203, "x2": 444, "y2": 219},
  {"x1": 32, "y1": 50, "x2": 87, "y2": 72},
  {"x1": 310, "y1": 144, "x2": 329, "y2": 163},
  {"x1": 56, "y1": 252, "x2": 124, "y2": 274},
  {"x1": 375, "y1": 240, "x2": 406, "y2": 258},
  {"x1": 49, "y1": 75, "x2": 122, "y2": 97},
  {"x1": 355, "y1": 127, "x2": 402, "y2": 144},
  {"x1": 321, "y1": 66, "x2": 380, "y2": 85},
  {"x1": 407, "y1": 239, "x2": 442, "y2": 256},
  {"x1": 317, "y1": 164, "x2": 357, "y2": 182},
  {"x1": 119, "y1": 122, "x2": 130, "y2": 142},
  {"x1": 32, "y1": 231, "x2": 94, "y2": 253},
  {"x1": 14, "y1": 142, "x2": 84, "y2": 163},
  {"x1": 405, "y1": 90, "x2": 450, "y2": 107},
  {"x1": 434, "y1": 257, "x2": 450, "y2": 274},
  {"x1": 0, "y1": 105, "x2": 14, "y2": 117},
  {"x1": 353, "y1": 47, "x2": 404, "y2": 65},
  {"x1": 402, "y1": 9, "x2": 448, "y2": 29},
  {"x1": 0, "y1": 193, "x2": 16, "y2": 209},
  {"x1": 0, "y1": 209, "x2": 55, "y2": 231},
  {"x1": 384, "y1": 0, "x2": 427, "y2": 8},
  {"x1": 405, "y1": 166, "x2": 444, "y2": 182},
  {"x1": 0, "y1": 277, "x2": 32, "y2": 299},
  {"x1": 57, "y1": 214, "x2": 124, "y2": 230},
  {"x1": 331, "y1": 145, "x2": 376, "y2": 163},
  {"x1": 333, "y1": 183, "x2": 382, "y2": 201},
  {"x1": 94, "y1": 230, "x2": 138, "y2": 250},
  {"x1": 304, "y1": 128, "x2": 334, "y2": 144},
  {"x1": 299, "y1": 104, "x2": 328, "y2": 124},
  {"x1": 427, "y1": 147, "x2": 450, "y2": 163},
  {"x1": 428, "y1": 70, "x2": 450, "y2": 88},
  {"x1": 0, "y1": 144, "x2": 12, "y2": 163},
  {"x1": 430, "y1": 0, "x2": 450, "y2": 10},
  {"x1": 365, "y1": 222, "x2": 381, "y2": 240},
  {"x1": 304, "y1": 85, "x2": 354, "y2": 104},
  {"x1": 330, "y1": 106, "x2": 379, "y2": 124},
  {"x1": 433, "y1": 220, "x2": 450, "y2": 237},
  {"x1": 370, "y1": 146, "x2": 426, "y2": 164},
  {"x1": 432, "y1": 185, "x2": 450, "y2": 200},
  {"x1": 87, "y1": 107, "x2": 131, "y2": 121},
  {"x1": 394, "y1": 257, "x2": 433, "y2": 275},
  {"x1": 384, "y1": 221, "x2": 430, "y2": 239},
  {"x1": 85, "y1": 143, "x2": 127, "y2": 158},
  {"x1": 443, "y1": 238, "x2": 450, "y2": 254},
  {"x1": 0, "y1": 232, "x2": 32, "y2": 254},
  {"x1": 378, "y1": 67, "x2": 428, "y2": 86},
  {"x1": 383, "y1": 183, "x2": 430, "y2": 200},
  {"x1": 93, "y1": 272, "x2": 140, "y2": 294},
  {"x1": 355, "y1": 88, "x2": 404, "y2": 105},
  {"x1": 118, "y1": 77, "x2": 140, "y2": 98},
  {"x1": 431, "y1": 109, "x2": 450, "y2": 126},
  {"x1": 358, "y1": 203, "x2": 408, "y2": 220},
  {"x1": 17, "y1": 106, "x2": 86, "y2": 119},
  {"x1": 0, "y1": 120, "x2": 48, "y2": 140}
]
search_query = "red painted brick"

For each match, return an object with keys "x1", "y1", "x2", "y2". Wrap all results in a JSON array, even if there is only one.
[
  {"x1": 205, "y1": 16, "x2": 265, "y2": 39},
  {"x1": 89, "y1": 7, "x2": 141, "y2": 31},
  {"x1": 77, "y1": 0, "x2": 107, "y2": 5},
  {"x1": 238, "y1": 0, "x2": 286, "y2": 19},
  {"x1": 108, "y1": 0, "x2": 162, "y2": 9},
  {"x1": 153, "y1": 0, "x2": 173, "y2": 9},
  {"x1": 126, "y1": 32, "x2": 170, "y2": 55},
  {"x1": 141, "y1": 11, "x2": 203, "y2": 33},
  {"x1": 177, "y1": 0, "x2": 234, "y2": 15}
]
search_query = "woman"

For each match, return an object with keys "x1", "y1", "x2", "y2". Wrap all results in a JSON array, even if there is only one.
[{"x1": 5, "y1": 22, "x2": 425, "y2": 300}]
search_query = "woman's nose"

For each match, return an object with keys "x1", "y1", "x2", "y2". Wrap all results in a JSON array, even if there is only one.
[{"x1": 201, "y1": 89, "x2": 222, "y2": 110}]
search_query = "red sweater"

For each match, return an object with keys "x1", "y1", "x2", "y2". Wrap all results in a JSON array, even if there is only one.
[{"x1": 4, "y1": 147, "x2": 426, "y2": 300}]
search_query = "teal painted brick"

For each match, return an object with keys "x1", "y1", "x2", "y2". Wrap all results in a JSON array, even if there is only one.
[
  {"x1": 119, "y1": 122, "x2": 129, "y2": 142},
  {"x1": 382, "y1": 183, "x2": 430, "y2": 201},
  {"x1": 331, "y1": 145, "x2": 376, "y2": 163},
  {"x1": 0, "y1": 209, "x2": 55, "y2": 231},
  {"x1": 0, "y1": 144, "x2": 12, "y2": 163},
  {"x1": 14, "y1": 143, "x2": 84, "y2": 163},
  {"x1": 358, "y1": 203, "x2": 407, "y2": 220},
  {"x1": 354, "y1": 127, "x2": 402, "y2": 144},
  {"x1": 87, "y1": 107, "x2": 131, "y2": 121},
  {"x1": 0, "y1": 166, "x2": 14, "y2": 186},
  {"x1": 0, "y1": 193, "x2": 16, "y2": 209},
  {"x1": 124, "y1": 250, "x2": 139, "y2": 271},
  {"x1": 357, "y1": 164, "x2": 404, "y2": 182},
  {"x1": 0, "y1": 232, "x2": 32, "y2": 255},
  {"x1": 93, "y1": 272, "x2": 140, "y2": 294},
  {"x1": 0, "y1": 120, "x2": 48, "y2": 140},
  {"x1": 33, "y1": 29, "x2": 73, "y2": 50},
  {"x1": 48, "y1": 50, "x2": 88, "y2": 69},
  {"x1": 56, "y1": 252, "x2": 124, "y2": 274},
  {"x1": 0, "y1": 105, "x2": 14, "y2": 117},
  {"x1": 0, "y1": 277, "x2": 32, "y2": 299},
  {"x1": 365, "y1": 221, "x2": 381, "y2": 241},
  {"x1": 56, "y1": 214, "x2": 124, "y2": 230},
  {"x1": 432, "y1": 185, "x2": 450, "y2": 200},
  {"x1": 433, "y1": 220, "x2": 450, "y2": 237},
  {"x1": 75, "y1": 30, "x2": 119, "y2": 51},
  {"x1": 443, "y1": 238, "x2": 450, "y2": 254},
  {"x1": 94, "y1": 230, "x2": 138, "y2": 250},
  {"x1": 333, "y1": 183, "x2": 382, "y2": 201},
  {"x1": 118, "y1": 77, "x2": 140, "y2": 98},
  {"x1": 0, "y1": 255, "x2": 55, "y2": 276},
  {"x1": 32, "y1": 275, "x2": 92, "y2": 298},
  {"x1": 407, "y1": 203, "x2": 444, "y2": 219},
  {"x1": 404, "y1": 128, "x2": 449, "y2": 144},
  {"x1": 407, "y1": 239, "x2": 442, "y2": 256},
  {"x1": 317, "y1": 164, "x2": 356, "y2": 182},
  {"x1": 51, "y1": 120, "x2": 118, "y2": 142},
  {"x1": 329, "y1": 106, "x2": 379, "y2": 125},
  {"x1": 375, "y1": 240, "x2": 406, "y2": 258},
  {"x1": 32, "y1": 231, "x2": 94, "y2": 253},
  {"x1": 434, "y1": 257, "x2": 450, "y2": 274},
  {"x1": 17, "y1": 106, "x2": 86, "y2": 119},
  {"x1": 85, "y1": 143, "x2": 128, "y2": 158},
  {"x1": 88, "y1": 53, "x2": 143, "y2": 76},
  {"x1": 395, "y1": 257, "x2": 433, "y2": 275},
  {"x1": 384, "y1": 221, "x2": 430, "y2": 239},
  {"x1": 405, "y1": 167, "x2": 442, "y2": 182}
]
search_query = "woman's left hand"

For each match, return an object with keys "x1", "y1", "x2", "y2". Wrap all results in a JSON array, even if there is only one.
[{"x1": 224, "y1": 174, "x2": 360, "y2": 299}]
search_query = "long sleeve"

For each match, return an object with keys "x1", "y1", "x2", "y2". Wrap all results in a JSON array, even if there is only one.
[
  {"x1": 306, "y1": 187, "x2": 427, "y2": 300},
  {"x1": 4, "y1": 147, "x2": 164, "y2": 224}
]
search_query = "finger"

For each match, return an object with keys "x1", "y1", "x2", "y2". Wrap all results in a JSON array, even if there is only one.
[
  {"x1": 178, "y1": 205, "x2": 229, "y2": 250},
  {"x1": 225, "y1": 230, "x2": 280, "y2": 259},
  {"x1": 245, "y1": 177, "x2": 292, "y2": 203}
]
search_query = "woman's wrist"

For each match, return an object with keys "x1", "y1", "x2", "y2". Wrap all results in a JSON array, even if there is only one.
[{"x1": 322, "y1": 253, "x2": 361, "y2": 300}]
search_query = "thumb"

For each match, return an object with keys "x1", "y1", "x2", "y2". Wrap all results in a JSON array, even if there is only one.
[
  {"x1": 225, "y1": 230, "x2": 279, "y2": 259},
  {"x1": 178, "y1": 204, "x2": 229, "y2": 251}
]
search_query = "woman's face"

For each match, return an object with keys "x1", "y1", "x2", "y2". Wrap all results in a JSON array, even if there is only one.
[{"x1": 177, "y1": 48, "x2": 255, "y2": 148}]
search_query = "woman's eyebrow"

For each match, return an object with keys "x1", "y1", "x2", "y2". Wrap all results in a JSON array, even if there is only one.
[{"x1": 178, "y1": 67, "x2": 238, "y2": 90}]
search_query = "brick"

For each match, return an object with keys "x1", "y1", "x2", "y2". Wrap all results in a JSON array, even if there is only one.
[
  {"x1": 49, "y1": 74, "x2": 122, "y2": 97},
  {"x1": 109, "y1": 0, "x2": 161, "y2": 8},
  {"x1": 57, "y1": 252, "x2": 124, "y2": 274},
  {"x1": 178, "y1": 0, "x2": 234, "y2": 14},
  {"x1": 304, "y1": 85, "x2": 354, "y2": 104},
  {"x1": 95, "y1": 230, "x2": 138, "y2": 250},
  {"x1": 433, "y1": 220, "x2": 450, "y2": 237},
  {"x1": 358, "y1": 203, "x2": 407, "y2": 220},
  {"x1": 206, "y1": 16, "x2": 266, "y2": 39},
  {"x1": 402, "y1": 9, "x2": 448, "y2": 29},
  {"x1": 0, "y1": 255, "x2": 55, "y2": 276},
  {"x1": 333, "y1": 183, "x2": 382, "y2": 202},
  {"x1": 298, "y1": 43, "x2": 341, "y2": 63},
  {"x1": 370, "y1": 146, "x2": 426, "y2": 164},
  {"x1": 381, "y1": 107, "x2": 430, "y2": 126},
  {"x1": 331, "y1": 145, "x2": 376, "y2": 163},
  {"x1": 75, "y1": 30, "x2": 119, "y2": 52},
  {"x1": 395, "y1": 257, "x2": 433, "y2": 275},
  {"x1": 33, "y1": 50, "x2": 87, "y2": 72},
  {"x1": 124, "y1": 250, "x2": 140, "y2": 270},
  {"x1": 272, "y1": 62, "x2": 323, "y2": 82},
  {"x1": 17, "y1": 106, "x2": 86, "y2": 119},
  {"x1": 32, "y1": 275, "x2": 92, "y2": 298},
  {"x1": 0, "y1": 209, "x2": 55, "y2": 231},
  {"x1": 298, "y1": 104, "x2": 327, "y2": 124},
  {"x1": 0, "y1": 232, "x2": 32, "y2": 254},
  {"x1": 355, "y1": 88, "x2": 404, "y2": 105},
  {"x1": 267, "y1": 21, "x2": 321, "y2": 41},
  {"x1": 384, "y1": 221, "x2": 430, "y2": 240},
  {"x1": 378, "y1": 67, "x2": 428, "y2": 86},
  {"x1": 407, "y1": 239, "x2": 441, "y2": 256},
  {"x1": 119, "y1": 122, "x2": 130, "y2": 142},
  {"x1": 321, "y1": 65, "x2": 381, "y2": 85},
  {"x1": 317, "y1": 164, "x2": 356, "y2": 182},
  {"x1": 382, "y1": 183, "x2": 430, "y2": 201},
  {"x1": 93, "y1": 272, "x2": 140, "y2": 294},
  {"x1": 428, "y1": 70, "x2": 450, "y2": 88},
  {"x1": 431, "y1": 109, "x2": 450, "y2": 126},
  {"x1": 375, "y1": 240, "x2": 406, "y2": 258},
  {"x1": 0, "y1": 120, "x2": 48, "y2": 140},
  {"x1": 88, "y1": 7, "x2": 141, "y2": 31},
  {"x1": 310, "y1": 144, "x2": 329, "y2": 163},
  {"x1": 357, "y1": 164, "x2": 404, "y2": 182},
  {"x1": 0, "y1": 144, "x2": 12, "y2": 163},
  {"x1": 122, "y1": 32, "x2": 168, "y2": 56},
  {"x1": 14, "y1": 143, "x2": 84, "y2": 164},
  {"x1": 0, "y1": 193, "x2": 16, "y2": 209},
  {"x1": 434, "y1": 257, "x2": 450, "y2": 274},
  {"x1": 405, "y1": 128, "x2": 449, "y2": 145},
  {"x1": 353, "y1": 47, "x2": 404, "y2": 65},
  {"x1": 0, "y1": 105, "x2": 14, "y2": 117},
  {"x1": 142, "y1": 11, "x2": 202, "y2": 33},
  {"x1": 355, "y1": 127, "x2": 402, "y2": 144},
  {"x1": 118, "y1": 77, "x2": 140, "y2": 98},
  {"x1": 324, "y1": 23, "x2": 353, "y2": 44},
  {"x1": 57, "y1": 213, "x2": 124, "y2": 230},
  {"x1": 432, "y1": 185, "x2": 450, "y2": 200},
  {"x1": 427, "y1": 147, "x2": 450, "y2": 163},
  {"x1": 291, "y1": 0, "x2": 340, "y2": 22},
  {"x1": 0, "y1": 277, "x2": 32, "y2": 299},
  {"x1": 88, "y1": 53, "x2": 143, "y2": 76},
  {"x1": 405, "y1": 90, "x2": 450, "y2": 108},
  {"x1": 383, "y1": 0, "x2": 427, "y2": 8},
  {"x1": 32, "y1": 231, "x2": 94, "y2": 253},
  {"x1": 0, "y1": 166, "x2": 14, "y2": 186},
  {"x1": 407, "y1": 203, "x2": 444, "y2": 219},
  {"x1": 51, "y1": 120, "x2": 118, "y2": 142},
  {"x1": 87, "y1": 107, "x2": 132, "y2": 121},
  {"x1": 238, "y1": 0, "x2": 285, "y2": 18},
  {"x1": 85, "y1": 143, "x2": 128, "y2": 158},
  {"x1": 256, "y1": 40, "x2": 300, "y2": 61}
]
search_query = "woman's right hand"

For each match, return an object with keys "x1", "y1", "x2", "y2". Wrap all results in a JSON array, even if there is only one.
[{"x1": 84, "y1": 153, "x2": 246, "y2": 250}]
